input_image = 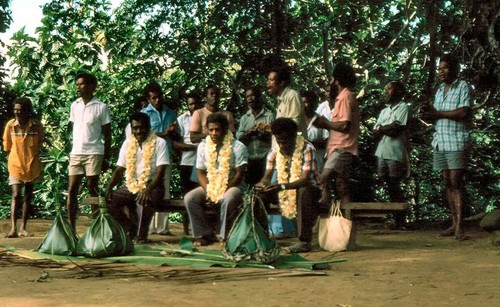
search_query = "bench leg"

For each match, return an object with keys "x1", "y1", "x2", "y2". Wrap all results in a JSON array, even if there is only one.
[
  {"x1": 346, "y1": 219, "x2": 358, "y2": 251},
  {"x1": 344, "y1": 209, "x2": 358, "y2": 251}
]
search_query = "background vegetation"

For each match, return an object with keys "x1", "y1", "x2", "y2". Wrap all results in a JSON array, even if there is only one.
[{"x1": 0, "y1": 0, "x2": 498, "y2": 226}]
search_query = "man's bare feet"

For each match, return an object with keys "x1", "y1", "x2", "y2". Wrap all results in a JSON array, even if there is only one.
[
  {"x1": 5, "y1": 231, "x2": 18, "y2": 238},
  {"x1": 18, "y1": 230, "x2": 29, "y2": 237}
]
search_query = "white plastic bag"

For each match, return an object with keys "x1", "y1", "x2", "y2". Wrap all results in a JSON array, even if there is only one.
[{"x1": 318, "y1": 201, "x2": 352, "y2": 252}]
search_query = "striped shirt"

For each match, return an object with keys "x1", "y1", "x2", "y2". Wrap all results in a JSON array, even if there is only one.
[
  {"x1": 266, "y1": 140, "x2": 318, "y2": 183},
  {"x1": 432, "y1": 79, "x2": 472, "y2": 151}
]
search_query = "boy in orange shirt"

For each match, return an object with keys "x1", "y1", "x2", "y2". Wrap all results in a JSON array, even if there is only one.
[{"x1": 2, "y1": 97, "x2": 44, "y2": 238}]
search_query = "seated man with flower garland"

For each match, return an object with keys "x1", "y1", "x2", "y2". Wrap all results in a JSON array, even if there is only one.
[
  {"x1": 255, "y1": 118, "x2": 320, "y2": 253},
  {"x1": 105, "y1": 112, "x2": 169, "y2": 243},
  {"x1": 184, "y1": 113, "x2": 248, "y2": 246}
]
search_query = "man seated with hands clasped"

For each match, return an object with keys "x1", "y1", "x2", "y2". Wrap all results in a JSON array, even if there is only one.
[
  {"x1": 255, "y1": 118, "x2": 320, "y2": 253},
  {"x1": 105, "y1": 112, "x2": 169, "y2": 243},
  {"x1": 184, "y1": 113, "x2": 248, "y2": 247}
]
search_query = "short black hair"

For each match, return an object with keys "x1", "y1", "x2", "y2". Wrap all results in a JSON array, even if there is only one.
[
  {"x1": 245, "y1": 85, "x2": 264, "y2": 101},
  {"x1": 271, "y1": 117, "x2": 298, "y2": 137},
  {"x1": 187, "y1": 91, "x2": 202, "y2": 103},
  {"x1": 144, "y1": 81, "x2": 163, "y2": 97},
  {"x1": 300, "y1": 90, "x2": 319, "y2": 109},
  {"x1": 76, "y1": 72, "x2": 97, "y2": 88},
  {"x1": 206, "y1": 112, "x2": 229, "y2": 131},
  {"x1": 440, "y1": 53, "x2": 460, "y2": 77},
  {"x1": 133, "y1": 95, "x2": 147, "y2": 111},
  {"x1": 388, "y1": 80, "x2": 405, "y2": 97},
  {"x1": 269, "y1": 65, "x2": 292, "y2": 87},
  {"x1": 204, "y1": 84, "x2": 220, "y2": 97},
  {"x1": 129, "y1": 112, "x2": 151, "y2": 129},
  {"x1": 332, "y1": 62, "x2": 357, "y2": 88},
  {"x1": 14, "y1": 97, "x2": 34, "y2": 116}
]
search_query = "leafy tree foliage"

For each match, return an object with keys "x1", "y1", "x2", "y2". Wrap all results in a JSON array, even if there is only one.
[{"x1": 0, "y1": 0, "x2": 498, "y2": 223}]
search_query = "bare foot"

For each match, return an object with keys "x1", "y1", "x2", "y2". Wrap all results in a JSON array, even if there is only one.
[
  {"x1": 18, "y1": 230, "x2": 29, "y2": 237},
  {"x1": 5, "y1": 231, "x2": 18, "y2": 238}
]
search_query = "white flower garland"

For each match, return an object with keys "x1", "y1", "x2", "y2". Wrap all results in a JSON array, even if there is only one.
[
  {"x1": 205, "y1": 131, "x2": 234, "y2": 202},
  {"x1": 125, "y1": 131, "x2": 157, "y2": 194},
  {"x1": 275, "y1": 134, "x2": 304, "y2": 218}
]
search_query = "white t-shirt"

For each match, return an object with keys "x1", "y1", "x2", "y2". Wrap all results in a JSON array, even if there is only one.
[
  {"x1": 177, "y1": 111, "x2": 197, "y2": 166},
  {"x1": 196, "y1": 139, "x2": 248, "y2": 173},
  {"x1": 70, "y1": 97, "x2": 111, "y2": 155},
  {"x1": 117, "y1": 136, "x2": 170, "y2": 181},
  {"x1": 316, "y1": 100, "x2": 333, "y2": 120}
]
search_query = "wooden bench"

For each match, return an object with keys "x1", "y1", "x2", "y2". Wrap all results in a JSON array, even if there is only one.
[
  {"x1": 340, "y1": 202, "x2": 409, "y2": 250},
  {"x1": 83, "y1": 197, "x2": 408, "y2": 250}
]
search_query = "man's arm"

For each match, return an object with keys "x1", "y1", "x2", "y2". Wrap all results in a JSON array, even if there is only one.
[
  {"x1": 2, "y1": 122, "x2": 11, "y2": 154},
  {"x1": 263, "y1": 169, "x2": 312, "y2": 193},
  {"x1": 255, "y1": 169, "x2": 274, "y2": 191},
  {"x1": 173, "y1": 140, "x2": 198, "y2": 152},
  {"x1": 159, "y1": 121, "x2": 181, "y2": 141},
  {"x1": 426, "y1": 106, "x2": 471, "y2": 122},
  {"x1": 136, "y1": 164, "x2": 166, "y2": 206},
  {"x1": 313, "y1": 116, "x2": 351, "y2": 133},
  {"x1": 105, "y1": 166, "x2": 125, "y2": 201},
  {"x1": 227, "y1": 165, "x2": 247, "y2": 189},
  {"x1": 197, "y1": 168, "x2": 209, "y2": 191},
  {"x1": 101, "y1": 123, "x2": 112, "y2": 172},
  {"x1": 190, "y1": 131, "x2": 206, "y2": 143},
  {"x1": 375, "y1": 122, "x2": 405, "y2": 138}
]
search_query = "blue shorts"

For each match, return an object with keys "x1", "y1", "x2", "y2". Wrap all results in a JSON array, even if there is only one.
[{"x1": 433, "y1": 151, "x2": 467, "y2": 171}]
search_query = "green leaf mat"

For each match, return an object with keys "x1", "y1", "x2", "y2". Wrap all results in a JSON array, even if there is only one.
[{"x1": 3, "y1": 242, "x2": 346, "y2": 270}]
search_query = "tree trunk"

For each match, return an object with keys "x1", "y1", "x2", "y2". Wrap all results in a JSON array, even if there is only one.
[
  {"x1": 423, "y1": 0, "x2": 440, "y2": 100},
  {"x1": 271, "y1": 0, "x2": 285, "y2": 57}
]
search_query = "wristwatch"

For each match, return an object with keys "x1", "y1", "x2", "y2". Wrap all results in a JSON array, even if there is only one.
[{"x1": 280, "y1": 184, "x2": 286, "y2": 191}]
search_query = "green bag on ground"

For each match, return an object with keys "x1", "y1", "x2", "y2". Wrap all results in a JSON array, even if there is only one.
[
  {"x1": 37, "y1": 208, "x2": 79, "y2": 256},
  {"x1": 76, "y1": 204, "x2": 134, "y2": 258},
  {"x1": 223, "y1": 191, "x2": 280, "y2": 264}
]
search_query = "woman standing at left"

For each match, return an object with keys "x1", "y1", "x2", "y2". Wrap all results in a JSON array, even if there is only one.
[{"x1": 3, "y1": 97, "x2": 44, "y2": 238}]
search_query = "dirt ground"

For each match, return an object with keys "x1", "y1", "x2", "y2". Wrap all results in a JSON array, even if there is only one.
[{"x1": 0, "y1": 217, "x2": 499, "y2": 307}]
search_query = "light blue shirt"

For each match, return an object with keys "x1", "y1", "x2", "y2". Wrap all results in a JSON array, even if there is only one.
[
  {"x1": 374, "y1": 101, "x2": 409, "y2": 162},
  {"x1": 142, "y1": 103, "x2": 177, "y2": 157}
]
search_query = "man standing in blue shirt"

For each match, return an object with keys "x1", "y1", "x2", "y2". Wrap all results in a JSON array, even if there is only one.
[
  {"x1": 374, "y1": 81, "x2": 409, "y2": 229},
  {"x1": 141, "y1": 82, "x2": 178, "y2": 235},
  {"x1": 374, "y1": 81, "x2": 409, "y2": 203},
  {"x1": 422, "y1": 54, "x2": 472, "y2": 240}
]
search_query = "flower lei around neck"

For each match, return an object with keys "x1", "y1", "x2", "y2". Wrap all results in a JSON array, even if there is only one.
[
  {"x1": 126, "y1": 131, "x2": 157, "y2": 194},
  {"x1": 275, "y1": 134, "x2": 305, "y2": 218},
  {"x1": 205, "y1": 131, "x2": 234, "y2": 203}
]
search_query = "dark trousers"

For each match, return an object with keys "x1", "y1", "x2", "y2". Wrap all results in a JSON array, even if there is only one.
[
  {"x1": 259, "y1": 184, "x2": 320, "y2": 243},
  {"x1": 108, "y1": 186, "x2": 164, "y2": 239}
]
